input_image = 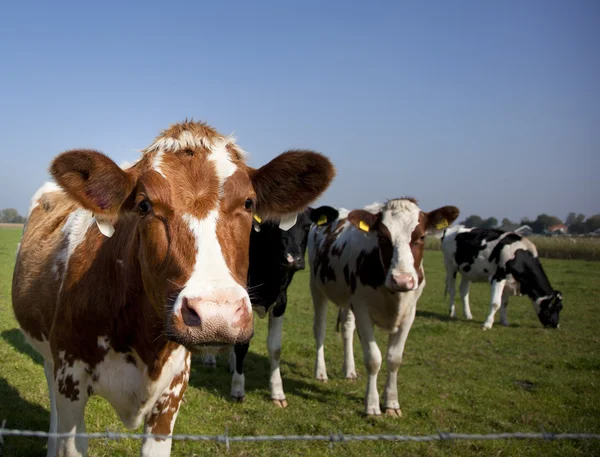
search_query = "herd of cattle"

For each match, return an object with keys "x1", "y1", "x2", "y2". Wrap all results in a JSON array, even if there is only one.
[{"x1": 10, "y1": 120, "x2": 564, "y2": 456}]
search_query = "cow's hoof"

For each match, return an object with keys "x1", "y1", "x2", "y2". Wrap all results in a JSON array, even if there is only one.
[
  {"x1": 231, "y1": 395, "x2": 245, "y2": 403},
  {"x1": 272, "y1": 399, "x2": 288, "y2": 408},
  {"x1": 501, "y1": 321, "x2": 510, "y2": 327},
  {"x1": 385, "y1": 408, "x2": 402, "y2": 417},
  {"x1": 204, "y1": 362, "x2": 216, "y2": 369},
  {"x1": 481, "y1": 324, "x2": 492, "y2": 330},
  {"x1": 449, "y1": 314, "x2": 457, "y2": 320},
  {"x1": 465, "y1": 315, "x2": 473, "y2": 320},
  {"x1": 315, "y1": 375, "x2": 328, "y2": 382}
]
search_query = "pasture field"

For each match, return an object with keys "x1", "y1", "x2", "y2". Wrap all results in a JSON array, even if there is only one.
[
  {"x1": 425, "y1": 234, "x2": 600, "y2": 261},
  {"x1": 1, "y1": 225, "x2": 599, "y2": 456}
]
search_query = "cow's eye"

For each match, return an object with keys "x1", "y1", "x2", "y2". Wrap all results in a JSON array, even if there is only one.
[
  {"x1": 137, "y1": 200, "x2": 152, "y2": 216},
  {"x1": 244, "y1": 199, "x2": 254, "y2": 211}
]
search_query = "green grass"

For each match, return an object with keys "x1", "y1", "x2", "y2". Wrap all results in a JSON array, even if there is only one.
[
  {"x1": 425, "y1": 234, "x2": 600, "y2": 261},
  {"x1": 1, "y1": 226, "x2": 599, "y2": 456}
]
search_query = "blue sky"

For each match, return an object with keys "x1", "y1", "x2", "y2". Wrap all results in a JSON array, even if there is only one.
[{"x1": 1, "y1": 0, "x2": 598, "y2": 222}]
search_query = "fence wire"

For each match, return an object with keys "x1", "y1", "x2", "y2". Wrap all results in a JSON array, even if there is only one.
[{"x1": 1, "y1": 420, "x2": 599, "y2": 451}]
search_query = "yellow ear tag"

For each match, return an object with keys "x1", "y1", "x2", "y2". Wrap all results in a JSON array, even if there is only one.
[
  {"x1": 317, "y1": 214, "x2": 328, "y2": 226},
  {"x1": 359, "y1": 220, "x2": 370, "y2": 232},
  {"x1": 436, "y1": 219, "x2": 449, "y2": 230},
  {"x1": 253, "y1": 214, "x2": 262, "y2": 223}
]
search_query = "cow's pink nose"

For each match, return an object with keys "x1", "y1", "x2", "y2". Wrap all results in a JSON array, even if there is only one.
[
  {"x1": 391, "y1": 273, "x2": 415, "y2": 291},
  {"x1": 181, "y1": 297, "x2": 251, "y2": 329}
]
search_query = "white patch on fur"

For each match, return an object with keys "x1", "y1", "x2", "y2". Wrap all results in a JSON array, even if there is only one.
[
  {"x1": 380, "y1": 199, "x2": 421, "y2": 289},
  {"x1": 27, "y1": 182, "x2": 61, "y2": 217},
  {"x1": 151, "y1": 151, "x2": 166, "y2": 178},
  {"x1": 172, "y1": 212, "x2": 251, "y2": 314},
  {"x1": 209, "y1": 137, "x2": 238, "y2": 187},
  {"x1": 93, "y1": 344, "x2": 188, "y2": 429}
]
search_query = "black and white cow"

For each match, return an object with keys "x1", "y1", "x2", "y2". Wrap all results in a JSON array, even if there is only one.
[
  {"x1": 204, "y1": 206, "x2": 338, "y2": 406},
  {"x1": 309, "y1": 198, "x2": 459, "y2": 416},
  {"x1": 441, "y1": 226, "x2": 563, "y2": 329}
]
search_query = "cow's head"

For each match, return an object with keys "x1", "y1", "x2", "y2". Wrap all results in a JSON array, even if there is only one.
[
  {"x1": 347, "y1": 198, "x2": 459, "y2": 293},
  {"x1": 251, "y1": 206, "x2": 339, "y2": 271},
  {"x1": 536, "y1": 290, "x2": 563, "y2": 328},
  {"x1": 50, "y1": 121, "x2": 335, "y2": 351}
]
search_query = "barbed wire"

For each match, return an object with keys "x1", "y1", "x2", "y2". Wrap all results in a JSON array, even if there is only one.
[{"x1": 1, "y1": 420, "x2": 599, "y2": 452}]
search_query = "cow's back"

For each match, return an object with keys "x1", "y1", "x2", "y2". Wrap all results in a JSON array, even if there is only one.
[{"x1": 12, "y1": 186, "x2": 77, "y2": 343}]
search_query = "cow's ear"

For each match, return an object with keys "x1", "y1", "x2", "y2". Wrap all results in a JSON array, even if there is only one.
[
  {"x1": 50, "y1": 149, "x2": 135, "y2": 216},
  {"x1": 309, "y1": 206, "x2": 339, "y2": 226},
  {"x1": 249, "y1": 150, "x2": 335, "y2": 220},
  {"x1": 348, "y1": 209, "x2": 380, "y2": 233},
  {"x1": 424, "y1": 206, "x2": 460, "y2": 234}
]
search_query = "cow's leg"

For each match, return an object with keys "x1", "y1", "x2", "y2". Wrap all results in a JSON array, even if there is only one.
[
  {"x1": 446, "y1": 268, "x2": 457, "y2": 318},
  {"x1": 353, "y1": 304, "x2": 382, "y2": 416},
  {"x1": 54, "y1": 364, "x2": 89, "y2": 457},
  {"x1": 142, "y1": 355, "x2": 190, "y2": 457},
  {"x1": 482, "y1": 280, "x2": 506, "y2": 329},
  {"x1": 500, "y1": 289, "x2": 510, "y2": 326},
  {"x1": 340, "y1": 307, "x2": 357, "y2": 380},
  {"x1": 268, "y1": 295, "x2": 287, "y2": 407},
  {"x1": 230, "y1": 342, "x2": 248, "y2": 402},
  {"x1": 459, "y1": 276, "x2": 473, "y2": 320},
  {"x1": 44, "y1": 361, "x2": 58, "y2": 457},
  {"x1": 202, "y1": 352, "x2": 217, "y2": 368},
  {"x1": 383, "y1": 303, "x2": 417, "y2": 417},
  {"x1": 312, "y1": 284, "x2": 329, "y2": 382}
]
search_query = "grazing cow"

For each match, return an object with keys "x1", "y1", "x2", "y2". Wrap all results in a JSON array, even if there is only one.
[
  {"x1": 441, "y1": 226, "x2": 563, "y2": 329},
  {"x1": 12, "y1": 120, "x2": 335, "y2": 457},
  {"x1": 308, "y1": 198, "x2": 459, "y2": 416},
  {"x1": 224, "y1": 205, "x2": 339, "y2": 407}
]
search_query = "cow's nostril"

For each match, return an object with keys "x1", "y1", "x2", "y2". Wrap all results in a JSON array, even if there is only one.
[{"x1": 182, "y1": 298, "x2": 201, "y2": 327}]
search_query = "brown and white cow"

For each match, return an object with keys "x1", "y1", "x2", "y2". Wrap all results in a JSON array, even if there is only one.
[
  {"x1": 12, "y1": 120, "x2": 335, "y2": 457},
  {"x1": 308, "y1": 198, "x2": 458, "y2": 416}
]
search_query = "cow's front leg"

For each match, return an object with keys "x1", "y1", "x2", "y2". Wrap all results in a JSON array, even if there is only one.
[
  {"x1": 482, "y1": 280, "x2": 506, "y2": 329},
  {"x1": 459, "y1": 276, "x2": 473, "y2": 320},
  {"x1": 230, "y1": 342, "x2": 248, "y2": 402},
  {"x1": 340, "y1": 307, "x2": 357, "y2": 379},
  {"x1": 54, "y1": 360, "x2": 90, "y2": 457},
  {"x1": 383, "y1": 303, "x2": 417, "y2": 417},
  {"x1": 353, "y1": 304, "x2": 382, "y2": 416},
  {"x1": 142, "y1": 355, "x2": 190, "y2": 457},
  {"x1": 268, "y1": 296, "x2": 287, "y2": 407},
  {"x1": 312, "y1": 283, "x2": 329, "y2": 382}
]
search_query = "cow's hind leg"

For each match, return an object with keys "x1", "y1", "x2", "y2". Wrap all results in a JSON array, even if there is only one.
[
  {"x1": 383, "y1": 303, "x2": 417, "y2": 417},
  {"x1": 353, "y1": 304, "x2": 382, "y2": 416},
  {"x1": 446, "y1": 268, "x2": 457, "y2": 318},
  {"x1": 44, "y1": 361, "x2": 58, "y2": 457},
  {"x1": 482, "y1": 280, "x2": 506, "y2": 329},
  {"x1": 459, "y1": 276, "x2": 473, "y2": 320},
  {"x1": 230, "y1": 342, "x2": 248, "y2": 402},
  {"x1": 312, "y1": 283, "x2": 329, "y2": 382},
  {"x1": 500, "y1": 290, "x2": 510, "y2": 326},
  {"x1": 142, "y1": 354, "x2": 190, "y2": 457},
  {"x1": 340, "y1": 307, "x2": 357, "y2": 380},
  {"x1": 202, "y1": 352, "x2": 217, "y2": 368}
]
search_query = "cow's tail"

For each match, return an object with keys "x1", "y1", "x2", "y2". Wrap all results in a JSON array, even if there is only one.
[
  {"x1": 444, "y1": 281, "x2": 448, "y2": 299},
  {"x1": 335, "y1": 309, "x2": 342, "y2": 333}
]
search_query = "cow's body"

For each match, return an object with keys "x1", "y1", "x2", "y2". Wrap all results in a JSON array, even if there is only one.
[
  {"x1": 308, "y1": 199, "x2": 458, "y2": 416},
  {"x1": 228, "y1": 206, "x2": 339, "y2": 406},
  {"x1": 441, "y1": 226, "x2": 563, "y2": 329},
  {"x1": 12, "y1": 121, "x2": 335, "y2": 457}
]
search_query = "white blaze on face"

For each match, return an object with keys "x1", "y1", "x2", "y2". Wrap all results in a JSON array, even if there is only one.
[{"x1": 380, "y1": 200, "x2": 421, "y2": 289}]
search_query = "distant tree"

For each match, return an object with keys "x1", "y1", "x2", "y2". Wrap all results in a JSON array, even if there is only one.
[
  {"x1": 461, "y1": 215, "x2": 483, "y2": 228},
  {"x1": 500, "y1": 218, "x2": 519, "y2": 231},
  {"x1": 530, "y1": 214, "x2": 563, "y2": 234},
  {"x1": 566, "y1": 212, "x2": 586, "y2": 226},
  {"x1": 480, "y1": 217, "x2": 498, "y2": 229},
  {"x1": 586, "y1": 215, "x2": 600, "y2": 233},
  {"x1": 0, "y1": 208, "x2": 25, "y2": 223}
]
